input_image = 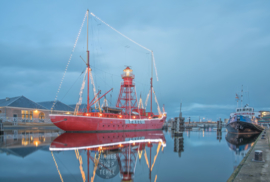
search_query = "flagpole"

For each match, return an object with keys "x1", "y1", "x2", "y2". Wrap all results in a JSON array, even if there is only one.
[{"x1": 236, "y1": 94, "x2": 239, "y2": 108}]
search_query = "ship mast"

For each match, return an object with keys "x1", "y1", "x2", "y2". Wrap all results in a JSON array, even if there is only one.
[
  {"x1": 87, "y1": 10, "x2": 90, "y2": 113},
  {"x1": 151, "y1": 51, "x2": 153, "y2": 115}
]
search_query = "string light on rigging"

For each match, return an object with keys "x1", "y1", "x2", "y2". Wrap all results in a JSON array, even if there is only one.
[
  {"x1": 51, "y1": 152, "x2": 64, "y2": 182},
  {"x1": 75, "y1": 68, "x2": 88, "y2": 115},
  {"x1": 51, "y1": 11, "x2": 88, "y2": 112}
]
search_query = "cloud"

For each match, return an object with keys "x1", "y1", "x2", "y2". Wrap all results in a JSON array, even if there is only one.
[
  {"x1": 180, "y1": 103, "x2": 235, "y2": 112},
  {"x1": 1, "y1": 0, "x2": 270, "y2": 120}
]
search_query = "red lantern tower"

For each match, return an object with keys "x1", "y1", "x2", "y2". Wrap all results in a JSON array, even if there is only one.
[
  {"x1": 116, "y1": 67, "x2": 138, "y2": 116},
  {"x1": 117, "y1": 144, "x2": 137, "y2": 182}
]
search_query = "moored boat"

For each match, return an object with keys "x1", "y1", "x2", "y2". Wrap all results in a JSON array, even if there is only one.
[
  {"x1": 226, "y1": 86, "x2": 264, "y2": 134},
  {"x1": 49, "y1": 10, "x2": 166, "y2": 132}
]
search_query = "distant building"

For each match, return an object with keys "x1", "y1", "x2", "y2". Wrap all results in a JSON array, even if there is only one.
[
  {"x1": 0, "y1": 130, "x2": 60, "y2": 158},
  {"x1": 0, "y1": 96, "x2": 74, "y2": 125},
  {"x1": 37, "y1": 100, "x2": 74, "y2": 114},
  {"x1": 258, "y1": 111, "x2": 270, "y2": 125},
  {"x1": 69, "y1": 103, "x2": 87, "y2": 110},
  {"x1": 258, "y1": 111, "x2": 270, "y2": 118},
  {"x1": 258, "y1": 110, "x2": 270, "y2": 125}
]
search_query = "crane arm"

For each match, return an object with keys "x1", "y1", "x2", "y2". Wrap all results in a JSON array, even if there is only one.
[
  {"x1": 89, "y1": 90, "x2": 101, "y2": 106},
  {"x1": 89, "y1": 88, "x2": 113, "y2": 108}
]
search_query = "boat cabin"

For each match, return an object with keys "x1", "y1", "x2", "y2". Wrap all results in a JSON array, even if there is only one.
[
  {"x1": 102, "y1": 106, "x2": 123, "y2": 114},
  {"x1": 236, "y1": 107, "x2": 254, "y2": 112},
  {"x1": 230, "y1": 105, "x2": 260, "y2": 118}
]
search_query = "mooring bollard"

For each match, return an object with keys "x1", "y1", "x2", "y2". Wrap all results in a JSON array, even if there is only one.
[
  {"x1": 261, "y1": 134, "x2": 266, "y2": 139},
  {"x1": 254, "y1": 150, "x2": 263, "y2": 161}
]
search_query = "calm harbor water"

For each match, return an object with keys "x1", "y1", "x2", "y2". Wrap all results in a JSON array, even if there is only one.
[{"x1": 0, "y1": 128, "x2": 258, "y2": 182}]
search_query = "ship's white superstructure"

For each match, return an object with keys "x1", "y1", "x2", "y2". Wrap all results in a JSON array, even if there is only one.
[{"x1": 230, "y1": 105, "x2": 260, "y2": 119}]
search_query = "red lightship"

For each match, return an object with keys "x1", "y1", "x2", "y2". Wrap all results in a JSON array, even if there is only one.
[{"x1": 49, "y1": 10, "x2": 166, "y2": 132}]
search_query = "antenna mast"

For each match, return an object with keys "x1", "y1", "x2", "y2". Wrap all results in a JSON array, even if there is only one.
[
  {"x1": 241, "y1": 85, "x2": 243, "y2": 108},
  {"x1": 87, "y1": 10, "x2": 90, "y2": 113}
]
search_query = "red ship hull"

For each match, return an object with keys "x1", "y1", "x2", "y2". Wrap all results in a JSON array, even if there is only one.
[
  {"x1": 49, "y1": 114, "x2": 166, "y2": 132},
  {"x1": 50, "y1": 130, "x2": 166, "y2": 151}
]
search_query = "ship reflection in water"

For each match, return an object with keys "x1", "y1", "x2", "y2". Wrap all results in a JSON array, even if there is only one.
[
  {"x1": 225, "y1": 132, "x2": 259, "y2": 170},
  {"x1": 50, "y1": 131, "x2": 166, "y2": 182},
  {"x1": 1, "y1": 129, "x2": 259, "y2": 182}
]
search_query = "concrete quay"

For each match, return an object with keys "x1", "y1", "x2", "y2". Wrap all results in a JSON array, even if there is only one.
[{"x1": 228, "y1": 128, "x2": 270, "y2": 182}]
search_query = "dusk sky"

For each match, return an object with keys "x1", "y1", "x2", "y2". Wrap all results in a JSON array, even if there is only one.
[{"x1": 1, "y1": 0, "x2": 270, "y2": 121}]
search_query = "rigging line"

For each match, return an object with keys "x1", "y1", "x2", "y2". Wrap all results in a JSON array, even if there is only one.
[
  {"x1": 92, "y1": 66, "x2": 143, "y2": 85},
  {"x1": 154, "y1": 175, "x2": 157, "y2": 182},
  {"x1": 75, "y1": 68, "x2": 88, "y2": 115},
  {"x1": 90, "y1": 13, "x2": 151, "y2": 52},
  {"x1": 151, "y1": 142, "x2": 161, "y2": 171},
  {"x1": 144, "y1": 149, "x2": 150, "y2": 168},
  {"x1": 75, "y1": 149, "x2": 86, "y2": 182},
  {"x1": 91, "y1": 151, "x2": 101, "y2": 182},
  {"x1": 51, "y1": 152, "x2": 64, "y2": 182},
  {"x1": 92, "y1": 73, "x2": 115, "y2": 89},
  {"x1": 51, "y1": 11, "x2": 88, "y2": 112},
  {"x1": 129, "y1": 85, "x2": 131, "y2": 118},
  {"x1": 60, "y1": 69, "x2": 85, "y2": 101},
  {"x1": 90, "y1": 71, "x2": 101, "y2": 111},
  {"x1": 134, "y1": 86, "x2": 141, "y2": 119},
  {"x1": 151, "y1": 51, "x2": 159, "y2": 81},
  {"x1": 145, "y1": 89, "x2": 151, "y2": 109},
  {"x1": 93, "y1": 68, "x2": 148, "y2": 86},
  {"x1": 134, "y1": 143, "x2": 140, "y2": 174},
  {"x1": 54, "y1": 153, "x2": 79, "y2": 182},
  {"x1": 90, "y1": 12, "x2": 159, "y2": 81},
  {"x1": 156, "y1": 143, "x2": 164, "y2": 176},
  {"x1": 152, "y1": 88, "x2": 162, "y2": 115}
]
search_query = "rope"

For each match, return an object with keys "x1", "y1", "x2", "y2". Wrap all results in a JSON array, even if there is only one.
[{"x1": 60, "y1": 69, "x2": 85, "y2": 101}]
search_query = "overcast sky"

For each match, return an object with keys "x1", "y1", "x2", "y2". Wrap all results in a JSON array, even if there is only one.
[{"x1": 1, "y1": 0, "x2": 270, "y2": 121}]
